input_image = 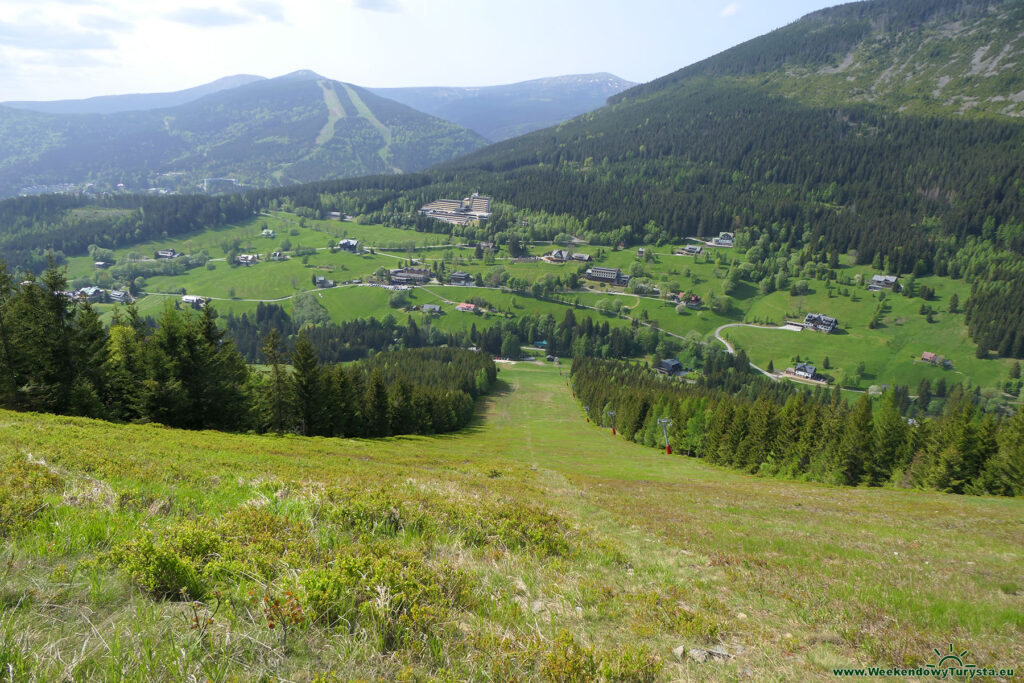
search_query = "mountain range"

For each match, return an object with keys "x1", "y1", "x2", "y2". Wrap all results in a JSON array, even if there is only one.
[
  {"x1": 369, "y1": 73, "x2": 635, "y2": 141},
  {"x1": 0, "y1": 71, "x2": 488, "y2": 198},
  {"x1": 0, "y1": 71, "x2": 632, "y2": 198}
]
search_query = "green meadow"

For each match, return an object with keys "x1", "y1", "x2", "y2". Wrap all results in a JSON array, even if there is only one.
[
  {"x1": 1, "y1": 363, "x2": 1020, "y2": 680},
  {"x1": 61, "y1": 211, "x2": 1015, "y2": 393}
]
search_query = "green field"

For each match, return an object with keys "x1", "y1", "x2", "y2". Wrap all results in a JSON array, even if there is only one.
[
  {"x1": 63, "y1": 213, "x2": 1015, "y2": 392},
  {"x1": 1, "y1": 363, "x2": 1020, "y2": 680}
]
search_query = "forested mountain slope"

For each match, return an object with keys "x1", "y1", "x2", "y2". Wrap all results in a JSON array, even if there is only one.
[
  {"x1": 370, "y1": 73, "x2": 635, "y2": 141},
  {"x1": 0, "y1": 72, "x2": 487, "y2": 198},
  {"x1": 429, "y1": 0, "x2": 1024, "y2": 267}
]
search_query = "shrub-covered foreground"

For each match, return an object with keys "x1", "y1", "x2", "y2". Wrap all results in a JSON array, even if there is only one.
[
  {"x1": 0, "y1": 423, "x2": 690, "y2": 681},
  {"x1": 1, "y1": 363, "x2": 1021, "y2": 680}
]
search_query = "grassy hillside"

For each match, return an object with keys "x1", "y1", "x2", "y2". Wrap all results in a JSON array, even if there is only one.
[{"x1": 1, "y1": 363, "x2": 1020, "y2": 680}]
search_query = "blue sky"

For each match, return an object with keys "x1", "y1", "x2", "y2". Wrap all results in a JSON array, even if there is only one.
[{"x1": 0, "y1": 0, "x2": 846, "y2": 101}]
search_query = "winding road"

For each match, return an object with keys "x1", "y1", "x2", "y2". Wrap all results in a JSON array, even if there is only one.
[{"x1": 712, "y1": 323, "x2": 805, "y2": 381}]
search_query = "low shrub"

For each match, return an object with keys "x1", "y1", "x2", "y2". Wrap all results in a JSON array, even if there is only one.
[
  {"x1": 111, "y1": 520, "x2": 220, "y2": 600},
  {"x1": 301, "y1": 545, "x2": 471, "y2": 652},
  {"x1": 0, "y1": 451, "x2": 63, "y2": 537}
]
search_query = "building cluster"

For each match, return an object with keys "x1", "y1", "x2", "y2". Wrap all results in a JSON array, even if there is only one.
[
  {"x1": 60, "y1": 286, "x2": 133, "y2": 304},
  {"x1": 545, "y1": 249, "x2": 592, "y2": 262},
  {"x1": 419, "y1": 193, "x2": 492, "y2": 226}
]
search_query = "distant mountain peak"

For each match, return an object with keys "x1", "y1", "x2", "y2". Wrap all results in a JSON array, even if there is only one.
[{"x1": 277, "y1": 69, "x2": 326, "y2": 81}]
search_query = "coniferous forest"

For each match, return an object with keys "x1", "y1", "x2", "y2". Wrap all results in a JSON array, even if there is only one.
[
  {"x1": 0, "y1": 260, "x2": 495, "y2": 437},
  {"x1": 571, "y1": 357, "x2": 1024, "y2": 496}
]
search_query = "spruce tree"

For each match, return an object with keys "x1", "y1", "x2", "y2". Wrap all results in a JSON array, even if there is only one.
[
  {"x1": 291, "y1": 331, "x2": 324, "y2": 436},
  {"x1": 836, "y1": 394, "x2": 872, "y2": 485},
  {"x1": 261, "y1": 329, "x2": 291, "y2": 435},
  {"x1": 364, "y1": 368, "x2": 391, "y2": 437},
  {"x1": 866, "y1": 390, "x2": 905, "y2": 486}
]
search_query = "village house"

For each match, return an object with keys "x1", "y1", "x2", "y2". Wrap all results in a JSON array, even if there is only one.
[
  {"x1": 584, "y1": 267, "x2": 631, "y2": 286},
  {"x1": 93, "y1": 261, "x2": 112, "y2": 269},
  {"x1": 546, "y1": 249, "x2": 571, "y2": 262},
  {"x1": 570, "y1": 252, "x2": 592, "y2": 262},
  {"x1": 155, "y1": 249, "x2": 182, "y2": 260},
  {"x1": 337, "y1": 239, "x2": 359, "y2": 252},
  {"x1": 181, "y1": 294, "x2": 206, "y2": 309},
  {"x1": 389, "y1": 268, "x2": 431, "y2": 285},
  {"x1": 637, "y1": 247, "x2": 645, "y2": 258},
  {"x1": 76, "y1": 286, "x2": 105, "y2": 303},
  {"x1": 678, "y1": 244, "x2": 702, "y2": 256},
  {"x1": 108, "y1": 290, "x2": 132, "y2": 304},
  {"x1": 327, "y1": 211, "x2": 343, "y2": 221},
  {"x1": 237, "y1": 254, "x2": 259, "y2": 266},
  {"x1": 793, "y1": 362, "x2": 818, "y2": 380},
  {"x1": 479, "y1": 241, "x2": 497, "y2": 252},
  {"x1": 270, "y1": 251, "x2": 286, "y2": 261},
  {"x1": 711, "y1": 232, "x2": 735, "y2": 247},
  {"x1": 312, "y1": 275, "x2": 336, "y2": 289},
  {"x1": 449, "y1": 271, "x2": 474, "y2": 286},
  {"x1": 261, "y1": 228, "x2": 276, "y2": 238},
  {"x1": 869, "y1": 274, "x2": 899, "y2": 291},
  {"x1": 803, "y1": 313, "x2": 838, "y2": 333},
  {"x1": 422, "y1": 303, "x2": 442, "y2": 314},
  {"x1": 456, "y1": 302, "x2": 478, "y2": 313},
  {"x1": 680, "y1": 293, "x2": 702, "y2": 309},
  {"x1": 654, "y1": 358, "x2": 686, "y2": 376}
]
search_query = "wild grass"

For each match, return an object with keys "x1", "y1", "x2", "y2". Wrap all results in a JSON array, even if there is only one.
[{"x1": 0, "y1": 364, "x2": 1020, "y2": 680}]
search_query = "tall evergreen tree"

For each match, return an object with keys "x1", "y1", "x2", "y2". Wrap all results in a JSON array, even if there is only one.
[
  {"x1": 261, "y1": 328, "x2": 292, "y2": 435},
  {"x1": 291, "y1": 331, "x2": 324, "y2": 436}
]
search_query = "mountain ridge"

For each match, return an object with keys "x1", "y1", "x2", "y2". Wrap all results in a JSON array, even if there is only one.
[
  {"x1": 2, "y1": 74, "x2": 268, "y2": 116},
  {"x1": 368, "y1": 72, "x2": 635, "y2": 141}
]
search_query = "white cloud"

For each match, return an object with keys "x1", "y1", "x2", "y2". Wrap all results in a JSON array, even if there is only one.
[
  {"x1": 352, "y1": 0, "x2": 401, "y2": 12},
  {"x1": 0, "y1": 20, "x2": 115, "y2": 50},
  {"x1": 165, "y1": 7, "x2": 252, "y2": 27},
  {"x1": 720, "y1": 3, "x2": 739, "y2": 18}
]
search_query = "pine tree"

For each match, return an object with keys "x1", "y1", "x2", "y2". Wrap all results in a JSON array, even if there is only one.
[
  {"x1": 836, "y1": 394, "x2": 872, "y2": 485},
  {"x1": 866, "y1": 390, "x2": 905, "y2": 486},
  {"x1": 261, "y1": 329, "x2": 291, "y2": 435},
  {"x1": 0, "y1": 262, "x2": 23, "y2": 407},
  {"x1": 69, "y1": 303, "x2": 108, "y2": 418},
  {"x1": 364, "y1": 368, "x2": 391, "y2": 437},
  {"x1": 290, "y1": 331, "x2": 324, "y2": 436}
]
